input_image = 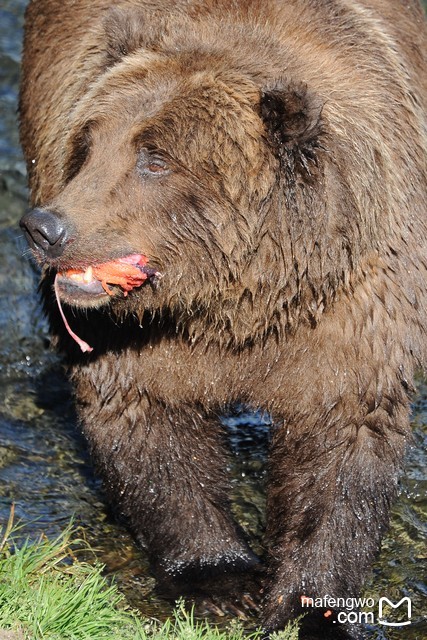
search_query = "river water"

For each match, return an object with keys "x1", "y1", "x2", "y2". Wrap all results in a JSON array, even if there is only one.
[{"x1": 0, "y1": 1, "x2": 425, "y2": 637}]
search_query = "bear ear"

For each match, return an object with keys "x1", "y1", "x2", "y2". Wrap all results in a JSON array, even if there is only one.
[
  {"x1": 103, "y1": 9, "x2": 147, "y2": 67},
  {"x1": 260, "y1": 82, "x2": 324, "y2": 164}
]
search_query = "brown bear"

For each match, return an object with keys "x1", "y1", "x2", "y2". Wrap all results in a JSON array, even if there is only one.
[{"x1": 19, "y1": 0, "x2": 427, "y2": 637}]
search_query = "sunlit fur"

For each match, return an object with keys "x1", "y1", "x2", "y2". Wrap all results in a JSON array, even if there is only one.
[{"x1": 20, "y1": 0, "x2": 427, "y2": 637}]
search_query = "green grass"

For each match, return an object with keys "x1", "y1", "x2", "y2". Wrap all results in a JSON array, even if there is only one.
[{"x1": 0, "y1": 510, "x2": 298, "y2": 640}]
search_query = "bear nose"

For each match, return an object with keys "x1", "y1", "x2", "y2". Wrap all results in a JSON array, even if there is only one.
[{"x1": 20, "y1": 208, "x2": 71, "y2": 259}]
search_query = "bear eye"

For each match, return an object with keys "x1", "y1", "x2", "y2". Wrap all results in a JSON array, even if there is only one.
[{"x1": 137, "y1": 148, "x2": 171, "y2": 177}]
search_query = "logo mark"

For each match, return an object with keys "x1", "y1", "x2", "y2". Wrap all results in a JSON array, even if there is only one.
[{"x1": 378, "y1": 597, "x2": 412, "y2": 627}]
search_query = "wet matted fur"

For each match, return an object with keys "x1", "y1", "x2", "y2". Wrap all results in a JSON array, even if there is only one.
[{"x1": 20, "y1": 0, "x2": 427, "y2": 637}]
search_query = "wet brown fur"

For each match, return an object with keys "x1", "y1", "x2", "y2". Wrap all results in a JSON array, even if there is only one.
[{"x1": 20, "y1": 0, "x2": 427, "y2": 637}]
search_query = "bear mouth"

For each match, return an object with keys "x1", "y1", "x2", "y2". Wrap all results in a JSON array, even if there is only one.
[
  {"x1": 54, "y1": 254, "x2": 159, "y2": 303},
  {"x1": 53, "y1": 253, "x2": 161, "y2": 352},
  {"x1": 55, "y1": 272, "x2": 108, "y2": 300}
]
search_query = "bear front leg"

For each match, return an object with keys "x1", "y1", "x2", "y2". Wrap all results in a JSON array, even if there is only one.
[
  {"x1": 262, "y1": 380, "x2": 411, "y2": 638},
  {"x1": 76, "y1": 383, "x2": 259, "y2": 604}
]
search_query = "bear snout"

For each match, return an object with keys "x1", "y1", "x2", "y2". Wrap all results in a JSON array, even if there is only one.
[{"x1": 20, "y1": 208, "x2": 74, "y2": 260}]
